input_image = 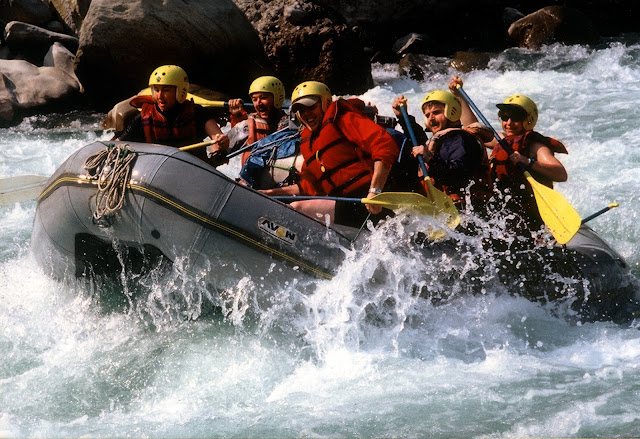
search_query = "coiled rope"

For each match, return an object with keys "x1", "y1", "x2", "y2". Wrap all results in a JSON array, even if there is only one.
[{"x1": 83, "y1": 144, "x2": 136, "y2": 222}]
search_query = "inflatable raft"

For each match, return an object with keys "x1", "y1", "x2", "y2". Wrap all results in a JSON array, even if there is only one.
[{"x1": 31, "y1": 141, "x2": 640, "y2": 322}]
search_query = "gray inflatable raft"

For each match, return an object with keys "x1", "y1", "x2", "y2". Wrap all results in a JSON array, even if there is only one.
[{"x1": 30, "y1": 141, "x2": 640, "y2": 322}]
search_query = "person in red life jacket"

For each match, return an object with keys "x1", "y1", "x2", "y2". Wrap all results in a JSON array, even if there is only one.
[
  {"x1": 391, "y1": 89, "x2": 493, "y2": 212},
  {"x1": 223, "y1": 76, "x2": 291, "y2": 164},
  {"x1": 114, "y1": 65, "x2": 228, "y2": 164},
  {"x1": 262, "y1": 81, "x2": 400, "y2": 227},
  {"x1": 481, "y1": 93, "x2": 568, "y2": 231}
]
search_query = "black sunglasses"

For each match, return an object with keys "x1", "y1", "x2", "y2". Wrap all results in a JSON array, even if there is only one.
[{"x1": 498, "y1": 111, "x2": 525, "y2": 122}]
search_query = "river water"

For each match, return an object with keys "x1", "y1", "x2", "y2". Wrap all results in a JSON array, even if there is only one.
[{"x1": 2, "y1": 36, "x2": 640, "y2": 438}]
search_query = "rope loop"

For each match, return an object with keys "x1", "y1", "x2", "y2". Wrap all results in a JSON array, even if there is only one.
[{"x1": 83, "y1": 143, "x2": 136, "y2": 224}]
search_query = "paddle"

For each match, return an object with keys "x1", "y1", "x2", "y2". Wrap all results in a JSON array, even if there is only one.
[
  {"x1": 0, "y1": 139, "x2": 230, "y2": 205},
  {"x1": 274, "y1": 192, "x2": 449, "y2": 216},
  {"x1": 0, "y1": 175, "x2": 50, "y2": 205},
  {"x1": 178, "y1": 139, "x2": 215, "y2": 152},
  {"x1": 398, "y1": 104, "x2": 460, "y2": 228},
  {"x1": 581, "y1": 202, "x2": 619, "y2": 225},
  {"x1": 455, "y1": 86, "x2": 581, "y2": 245}
]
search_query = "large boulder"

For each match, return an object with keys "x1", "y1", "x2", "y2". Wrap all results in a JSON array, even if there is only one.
[
  {"x1": 0, "y1": 0, "x2": 52, "y2": 27},
  {"x1": 48, "y1": 0, "x2": 91, "y2": 35},
  {"x1": 0, "y1": 58, "x2": 82, "y2": 126},
  {"x1": 43, "y1": 41, "x2": 83, "y2": 91},
  {"x1": 4, "y1": 21, "x2": 79, "y2": 52},
  {"x1": 3, "y1": 20, "x2": 79, "y2": 66},
  {"x1": 313, "y1": 0, "x2": 509, "y2": 56},
  {"x1": 508, "y1": 6, "x2": 599, "y2": 49},
  {"x1": 74, "y1": 0, "x2": 269, "y2": 108},
  {"x1": 232, "y1": 0, "x2": 372, "y2": 96}
]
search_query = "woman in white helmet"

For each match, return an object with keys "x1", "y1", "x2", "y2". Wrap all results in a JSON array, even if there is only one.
[
  {"x1": 262, "y1": 80, "x2": 400, "y2": 227},
  {"x1": 115, "y1": 65, "x2": 228, "y2": 163}
]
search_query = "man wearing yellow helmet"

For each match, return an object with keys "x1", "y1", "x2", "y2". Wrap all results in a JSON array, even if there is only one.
[
  {"x1": 262, "y1": 80, "x2": 400, "y2": 227},
  {"x1": 224, "y1": 76, "x2": 290, "y2": 163},
  {"x1": 391, "y1": 89, "x2": 492, "y2": 211},
  {"x1": 115, "y1": 65, "x2": 227, "y2": 163}
]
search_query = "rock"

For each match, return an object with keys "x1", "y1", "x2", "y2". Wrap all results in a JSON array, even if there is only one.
[
  {"x1": 392, "y1": 33, "x2": 433, "y2": 56},
  {"x1": 313, "y1": 0, "x2": 508, "y2": 56},
  {"x1": 502, "y1": 7, "x2": 525, "y2": 28},
  {"x1": 45, "y1": 21, "x2": 65, "y2": 34},
  {"x1": 75, "y1": 0, "x2": 268, "y2": 108},
  {"x1": 232, "y1": 0, "x2": 372, "y2": 95},
  {"x1": 450, "y1": 51, "x2": 491, "y2": 73},
  {"x1": 43, "y1": 42, "x2": 83, "y2": 92},
  {"x1": 508, "y1": 6, "x2": 599, "y2": 49},
  {"x1": 397, "y1": 52, "x2": 450, "y2": 81},
  {"x1": 398, "y1": 53, "x2": 425, "y2": 81},
  {"x1": 0, "y1": 46, "x2": 11, "y2": 60},
  {"x1": 4, "y1": 21, "x2": 79, "y2": 52},
  {"x1": 0, "y1": 0, "x2": 52, "y2": 26},
  {"x1": 48, "y1": 0, "x2": 91, "y2": 35},
  {"x1": 0, "y1": 59, "x2": 82, "y2": 126},
  {"x1": 284, "y1": 2, "x2": 318, "y2": 26}
]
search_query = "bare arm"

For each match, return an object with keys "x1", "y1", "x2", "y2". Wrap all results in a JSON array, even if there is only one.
[
  {"x1": 205, "y1": 119, "x2": 229, "y2": 151},
  {"x1": 261, "y1": 184, "x2": 301, "y2": 196},
  {"x1": 366, "y1": 160, "x2": 392, "y2": 214},
  {"x1": 510, "y1": 143, "x2": 568, "y2": 182},
  {"x1": 449, "y1": 76, "x2": 479, "y2": 127}
]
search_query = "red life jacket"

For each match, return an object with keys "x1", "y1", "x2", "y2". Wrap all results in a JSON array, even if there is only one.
[
  {"x1": 298, "y1": 99, "x2": 394, "y2": 196},
  {"x1": 130, "y1": 95, "x2": 198, "y2": 147},
  {"x1": 490, "y1": 130, "x2": 567, "y2": 188},
  {"x1": 420, "y1": 128, "x2": 493, "y2": 210},
  {"x1": 241, "y1": 112, "x2": 285, "y2": 164}
]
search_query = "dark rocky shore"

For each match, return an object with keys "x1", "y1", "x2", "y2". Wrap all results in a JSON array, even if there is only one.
[{"x1": 1, "y1": 0, "x2": 639, "y2": 128}]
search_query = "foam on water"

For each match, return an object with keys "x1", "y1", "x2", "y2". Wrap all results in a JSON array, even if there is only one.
[{"x1": 2, "y1": 39, "x2": 640, "y2": 437}]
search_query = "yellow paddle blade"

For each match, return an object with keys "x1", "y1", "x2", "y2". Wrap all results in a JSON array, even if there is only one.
[
  {"x1": 361, "y1": 190, "x2": 460, "y2": 229},
  {"x1": 423, "y1": 179, "x2": 461, "y2": 229},
  {"x1": 525, "y1": 172, "x2": 581, "y2": 244}
]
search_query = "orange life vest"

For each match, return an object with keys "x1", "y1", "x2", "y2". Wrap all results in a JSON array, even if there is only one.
[
  {"x1": 490, "y1": 130, "x2": 567, "y2": 188},
  {"x1": 298, "y1": 99, "x2": 397, "y2": 197},
  {"x1": 240, "y1": 112, "x2": 284, "y2": 164},
  {"x1": 130, "y1": 95, "x2": 198, "y2": 147}
]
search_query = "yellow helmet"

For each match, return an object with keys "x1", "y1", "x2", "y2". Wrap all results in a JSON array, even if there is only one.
[
  {"x1": 249, "y1": 76, "x2": 285, "y2": 109},
  {"x1": 149, "y1": 65, "x2": 189, "y2": 104},
  {"x1": 496, "y1": 94, "x2": 538, "y2": 130},
  {"x1": 421, "y1": 90, "x2": 462, "y2": 122},
  {"x1": 291, "y1": 81, "x2": 332, "y2": 112}
]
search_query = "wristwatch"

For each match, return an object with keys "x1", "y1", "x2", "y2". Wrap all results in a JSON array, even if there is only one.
[{"x1": 368, "y1": 187, "x2": 382, "y2": 195}]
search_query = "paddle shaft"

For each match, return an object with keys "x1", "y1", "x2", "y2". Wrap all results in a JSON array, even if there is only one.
[
  {"x1": 178, "y1": 140, "x2": 214, "y2": 151},
  {"x1": 456, "y1": 86, "x2": 526, "y2": 170},
  {"x1": 274, "y1": 195, "x2": 365, "y2": 203},
  {"x1": 581, "y1": 202, "x2": 619, "y2": 224},
  {"x1": 398, "y1": 104, "x2": 430, "y2": 177},
  {"x1": 226, "y1": 126, "x2": 294, "y2": 160},
  {"x1": 210, "y1": 101, "x2": 289, "y2": 110}
]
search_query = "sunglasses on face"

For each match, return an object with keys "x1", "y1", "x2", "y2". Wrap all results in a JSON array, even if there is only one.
[{"x1": 498, "y1": 111, "x2": 525, "y2": 122}]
